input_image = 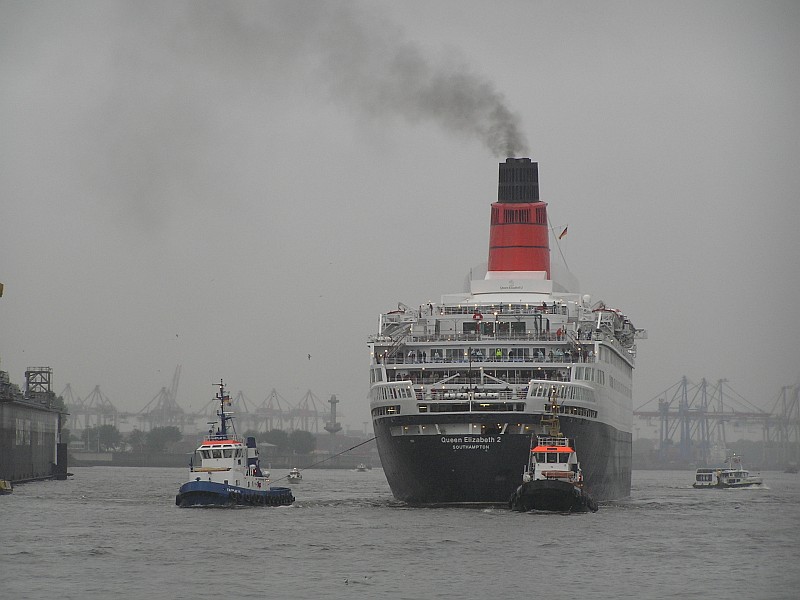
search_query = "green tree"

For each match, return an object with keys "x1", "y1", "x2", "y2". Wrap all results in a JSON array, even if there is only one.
[
  {"x1": 82, "y1": 424, "x2": 122, "y2": 451},
  {"x1": 52, "y1": 394, "x2": 67, "y2": 413},
  {"x1": 128, "y1": 429, "x2": 147, "y2": 453},
  {"x1": 288, "y1": 430, "x2": 316, "y2": 455},
  {"x1": 632, "y1": 437, "x2": 655, "y2": 456},
  {"x1": 260, "y1": 429, "x2": 289, "y2": 452},
  {"x1": 146, "y1": 426, "x2": 182, "y2": 452}
]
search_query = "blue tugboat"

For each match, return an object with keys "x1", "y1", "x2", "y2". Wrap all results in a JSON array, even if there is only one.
[{"x1": 175, "y1": 380, "x2": 294, "y2": 508}]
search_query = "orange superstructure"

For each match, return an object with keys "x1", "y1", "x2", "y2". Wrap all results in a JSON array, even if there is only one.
[{"x1": 533, "y1": 445, "x2": 573, "y2": 453}]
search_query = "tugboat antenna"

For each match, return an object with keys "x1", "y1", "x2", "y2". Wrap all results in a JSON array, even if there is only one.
[{"x1": 214, "y1": 379, "x2": 233, "y2": 437}]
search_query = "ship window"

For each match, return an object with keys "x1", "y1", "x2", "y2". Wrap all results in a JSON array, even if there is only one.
[
  {"x1": 371, "y1": 405, "x2": 401, "y2": 417},
  {"x1": 429, "y1": 402, "x2": 470, "y2": 412},
  {"x1": 201, "y1": 450, "x2": 211, "y2": 459},
  {"x1": 223, "y1": 449, "x2": 233, "y2": 458},
  {"x1": 536, "y1": 452, "x2": 546, "y2": 462},
  {"x1": 547, "y1": 453, "x2": 558, "y2": 463},
  {"x1": 446, "y1": 348, "x2": 463, "y2": 362},
  {"x1": 212, "y1": 449, "x2": 222, "y2": 459}
]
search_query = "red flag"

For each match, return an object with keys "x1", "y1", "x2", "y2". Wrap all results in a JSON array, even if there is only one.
[{"x1": 558, "y1": 226, "x2": 568, "y2": 240}]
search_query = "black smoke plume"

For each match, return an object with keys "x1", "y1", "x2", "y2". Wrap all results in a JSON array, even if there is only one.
[{"x1": 186, "y1": 2, "x2": 529, "y2": 157}]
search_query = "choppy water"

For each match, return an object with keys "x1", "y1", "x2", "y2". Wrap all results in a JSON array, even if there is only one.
[{"x1": 3, "y1": 467, "x2": 799, "y2": 599}]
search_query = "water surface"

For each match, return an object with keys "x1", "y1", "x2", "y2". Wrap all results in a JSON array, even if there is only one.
[{"x1": 4, "y1": 467, "x2": 799, "y2": 599}]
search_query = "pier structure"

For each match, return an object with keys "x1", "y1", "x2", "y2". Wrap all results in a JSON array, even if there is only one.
[
  {"x1": 252, "y1": 388, "x2": 294, "y2": 432},
  {"x1": 290, "y1": 390, "x2": 323, "y2": 433},
  {"x1": 64, "y1": 374, "x2": 335, "y2": 435},
  {"x1": 762, "y1": 384, "x2": 800, "y2": 467},
  {"x1": 134, "y1": 365, "x2": 185, "y2": 431},
  {"x1": 635, "y1": 377, "x2": 799, "y2": 467},
  {"x1": 65, "y1": 384, "x2": 118, "y2": 431}
]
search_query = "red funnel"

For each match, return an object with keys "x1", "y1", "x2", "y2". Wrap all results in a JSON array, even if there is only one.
[{"x1": 487, "y1": 158, "x2": 550, "y2": 278}]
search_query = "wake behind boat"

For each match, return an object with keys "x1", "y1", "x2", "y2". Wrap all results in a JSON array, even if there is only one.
[
  {"x1": 175, "y1": 380, "x2": 295, "y2": 508},
  {"x1": 693, "y1": 454, "x2": 763, "y2": 489},
  {"x1": 509, "y1": 390, "x2": 598, "y2": 513}
]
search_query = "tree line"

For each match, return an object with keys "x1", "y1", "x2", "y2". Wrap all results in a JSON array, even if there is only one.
[{"x1": 66, "y1": 425, "x2": 317, "y2": 455}]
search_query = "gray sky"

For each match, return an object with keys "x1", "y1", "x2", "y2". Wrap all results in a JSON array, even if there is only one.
[{"x1": 2, "y1": 1, "x2": 798, "y2": 433}]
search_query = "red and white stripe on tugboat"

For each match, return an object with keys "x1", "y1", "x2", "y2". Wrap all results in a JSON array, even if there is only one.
[{"x1": 175, "y1": 380, "x2": 295, "y2": 508}]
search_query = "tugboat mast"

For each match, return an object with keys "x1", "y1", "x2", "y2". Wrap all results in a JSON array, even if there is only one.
[
  {"x1": 215, "y1": 379, "x2": 232, "y2": 438},
  {"x1": 541, "y1": 386, "x2": 563, "y2": 437}
]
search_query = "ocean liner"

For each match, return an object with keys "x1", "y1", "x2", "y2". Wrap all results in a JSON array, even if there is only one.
[{"x1": 367, "y1": 158, "x2": 645, "y2": 504}]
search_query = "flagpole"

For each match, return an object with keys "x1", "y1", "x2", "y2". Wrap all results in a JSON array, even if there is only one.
[{"x1": 548, "y1": 218, "x2": 570, "y2": 271}]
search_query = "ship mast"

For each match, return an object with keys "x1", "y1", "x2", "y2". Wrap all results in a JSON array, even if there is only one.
[
  {"x1": 541, "y1": 386, "x2": 563, "y2": 437},
  {"x1": 215, "y1": 379, "x2": 232, "y2": 438}
]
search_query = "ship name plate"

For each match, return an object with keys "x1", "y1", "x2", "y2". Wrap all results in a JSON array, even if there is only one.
[{"x1": 441, "y1": 435, "x2": 500, "y2": 451}]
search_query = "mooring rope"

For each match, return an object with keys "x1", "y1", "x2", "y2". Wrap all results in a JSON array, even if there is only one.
[{"x1": 268, "y1": 436, "x2": 377, "y2": 484}]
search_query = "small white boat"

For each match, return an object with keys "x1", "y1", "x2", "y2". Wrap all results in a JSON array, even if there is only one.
[
  {"x1": 355, "y1": 463, "x2": 368, "y2": 472},
  {"x1": 0, "y1": 479, "x2": 13, "y2": 495},
  {"x1": 288, "y1": 467, "x2": 302, "y2": 481},
  {"x1": 693, "y1": 454, "x2": 763, "y2": 489}
]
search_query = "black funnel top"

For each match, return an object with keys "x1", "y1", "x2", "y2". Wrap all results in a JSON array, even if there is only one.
[{"x1": 498, "y1": 157, "x2": 539, "y2": 203}]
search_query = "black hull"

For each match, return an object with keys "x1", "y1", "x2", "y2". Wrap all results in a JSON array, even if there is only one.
[
  {"x1": 508, "y1": 479, "x2": 598, "y2": 513},
  {"x1": 175, "y1": 481, "x2": 295, "y2": 508},
  {"x1": 373, "y1": 414, "x2": 630, "y2": 504}
]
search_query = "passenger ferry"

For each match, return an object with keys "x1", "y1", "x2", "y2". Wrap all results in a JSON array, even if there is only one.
[
  {"x1": 367, "y1": 158, "x2": 645, "y2": 504},
  {"x1": 175, "y1": 380, "x2": 295, "y2": 508},
  {"x1": 693, "y1": 454, "x2": 763, "y2": 489}
]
